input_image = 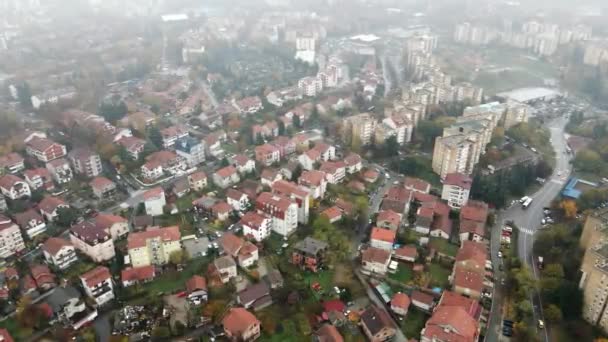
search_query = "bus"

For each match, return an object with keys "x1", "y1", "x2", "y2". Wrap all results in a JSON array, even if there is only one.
[{"x1": 522, "y1": 197, "x2": 533, "y2": 209}]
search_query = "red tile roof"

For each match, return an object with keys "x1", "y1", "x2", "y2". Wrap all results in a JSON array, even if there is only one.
[
  {"x1": 81, "y1": 266, "x2": 111, "y2": 288},
  {"x1": 0, "y1": 174, "x2": 25, "y2": 189},
  {"x1": 456, "y1": 241, "x2": 487, "y2": 269},
  {"x1": 444, "y1": 173, "x2": 473, "y2": 190},
  {"x1": 222, "y1": 308, "x2": 260, "y2": 337},
  {"x1": 42, "y1": 237, "x2": 72, "y2": 256},
  {"x1": 272, "y1": 180, "x2": 309, "y2": 198},
  {"x1": 460, "y1": 200, "x2": 489, "y2": 224},
  {"x1": 127, "y1": 226, "x2": 181, "y2": 249},
  {"x1": 90, "y1": 176, "x2": 115, "y2": 191},
  {"x1": 361, "y1": 247, "x2": 391, "y2": 264},
  {"x1": 70, "y1": 221, "x2": 109, "y2": 243},
  {"x1": 215, "y1": 166, "x2": 237, "y2": 179},
  {"x1": 411, "y1": 290, "x2": 435, "y2": 305},
  {"x1": 26, "y1": 137, "x2": 59, "y2": 152},
  {"x1": 316, "y1": 324, "x2": 343, "y2": 342},
  {"x1": 239, "y1": 211, "x2": 268, "y2": 231},
  {"x1": 460, "y1": 220, "x2": 485, "y2": 237},
  {"x1": 143, "y1": 187, "x2": 164, "y2": 201},
  {"x1": 323, "y1": 299, "x2": 346, "y2": 313},
  {"x1": 212, "y1": 201, "x2": 232, "y2": 215},
  {"x1": 391, "y1": 293, "x2": 411, "y2": 310},
  {"x1": 220, "y1": 232, "x2": 244, "y2": 257},
  {"x1": 423, "y1": 305, "x2": 478, "y2": 342},
  {"x1": 370, "y1": 227, "x2": 396, "y2": 243},
  {"x1": 256, "y1": 192, "x2": 293, "y2": 212},
  {"x1": 13, "y1": 209, "x2": 44, "y2": 228},
  {"x1": 299, "y1": 170, "x2": 326, "y2": 186},
  {"x1": 344, "y1": 153, "x2": 361, "y2": 167},
  {"x1": 394, "y1": 245, "x2": 418, "y2": 260},
  {"x1": 189, "y1": 171, "x2": 207, "y2": 182},
  {"x1": 121, "y1": 266, "x2": 156, "y2": 284},
  {"x1": 233, "y1": 154, "x2": 251, "y2": 167},
  {"x1": 377, "y1": 210, "x2": 401, "y2": 227},
  {"x1": 453, "y1": 266, "x2": 484, "y2": 293},
  {"x1": 94, "y1": 214, "x2": 127, "y2": 230},
  {"x1": 186, "y1": 275, "x2": 207, "y2": 292},
  {"x1": 385, "y1": 187, "x2": 412, "y2": 202},
  {"x1": 0, "y1": 328, "x2": 14, "y2": 342},
  {"x1": 439, "y1": 291, "x2": 481, "y2": 319},
  {"x1": 31, "y1": 264, "x2": 55, "y2": 287},
  {"x1": 38, "y1": 196, "x2": 67, "y2": 214},
  {"x1": 404, "y1": 177, "x2": 431, "y2": 193},
  {"x1": 321, "y1": 206, "x2": 342, "y2": 221}
]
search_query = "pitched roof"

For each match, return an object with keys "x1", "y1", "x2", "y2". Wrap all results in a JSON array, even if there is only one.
[
  {"x1": 460, "y1": 200, "x2": 489, "y2": 223},
  {"x1": 444, "y1": 173, "x2": 473, "y2": 190},
  {"x1": 0, "y1": 328, "x2": 14, "y2": 342},
  {"x1": 237, "y1": 282, "x2": 270, "y2": 306},
  {"x1": 323, "y1": 299, "x2": 346, "y2": 313},
  {"x1": 186, "y1": 275, "x2": 207, "y2": 292},
  {"x1": 344, "y1": 153, "x2": 362, "y2": 167},
  {"x1": 377, "y1": 210, "x2": 401, "y2": 226},
  {"x1": 394, "y1": 245, "x2": 418, "y2": 260},
  {"x1": 80, "y1": 266, "x2": 111, "y2": 287},
  {"x1": 215, "y1": 166, "x2": 237, "y2": 179},
  {"x1": 460, "y1": 219, "x2": 485, "y2": 237},
  {"x1": 222, "y1": 308, "x2": 259, "y2": 337},
  {"x1": 70, "y1": 221, "x2": 109, "y2": 243},
  {"x1": 212, "y1": 201, "x2": 232, "y2": 215},
  {"x1": 42, "y1": 237, "x2": 72, "y2": 256},
  {"x1": 316, "y1": 324, "x2": 344, "y2": 342},
  {"x1": 13, "y1": 209, "x2": 43, "y2": 228},
  {"x1": 272, "y1": 180, "x2": 309, "y2": 198},
  {"x1": 385, "y1": 186, "x2": 412, "y2": 202},
  {"x1": 360, "y1": 305, "x2": 394, "y2": 336},
  {"x1": 294, "y1": 237, "x2": 328, "y2": 255},
  {"x1": 261, "y1": 168, "x2": 280, "y2": 181},
  {"x1": 239, "y1": 211, "x2": 268, "y2": 231},
  {"x1": 453, "y1": 266, "x2": 484, "y2": 293},
  {"x1": 322, "y1": 206, "x2": 342, "y2": 221},
  {"x1": 256, "y1": 192, "x2": 294, "y2": 212},
  {"x1": 411, "y1": 290, "x2": 435, "y2": 305},
  {"x1": 362, "y1": 247, "x2": 391, "y2": 264},
  {"x1": 26, "y1": 136, "x2": 59, "y2": 152},
  {"x1": 121, "y1": 266, "x2": 156, "y2": 283},
  {"x1": 439, "y1": 291, "x2": 481, "y2": 319},
  {"x1": 0, "y1": 174, "x2": 25, "y2": 189},
  {"x1": 404, "y1": 177, "x2": 431, "y2": 193},
  {"x1": 391, "y1": 292, "x2": 411, "y2": 310},
  {"x1": 38, "y1": 196, "x2": 67, "y2": 214},
  {"x1": 189, "y1": 171, "x2": 207, "y2": 182},
  {"x1": 371, "y1": 227, "x2": 396, "y2": 244},
  {"x1": 226, "y1": 189, "x2": 246, "y2": 201},
  {"x1": 299, "y1": 170, "x2": 326, "y2": 186},
  {"x1": 220, "y1": 232, "x2": 244, "y2": 257},
  {"x1": 90, "y1": 176, "x2": 115, "y2": 191},
  {"x1": 233, "y1": 154, "x2": 251, "y2": 167},
  {"x1": 456, "y1": 241, "x2": 487, "y2": 268},
  {"x1": 127, "y1": 226, "x2": 181, "y2": 249},
  {"x1": 143, "y1": 187, "x2": 164, "y2": 201},
  {"x1": 424, "y1": 297, "x2": 479, "y2": 342}
]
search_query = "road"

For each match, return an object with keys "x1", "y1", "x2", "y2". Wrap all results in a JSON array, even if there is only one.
[
  {"x1": 201, "y1": 81, "x2": 219, "y2": 108},
  {"x1": 486, "y1": 116, "x2": 571, "y2": 342}
]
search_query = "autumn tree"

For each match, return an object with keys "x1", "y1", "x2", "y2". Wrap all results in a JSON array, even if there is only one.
[{"x1": 560, "y1": 199, "x2": 577, "y2": 219}]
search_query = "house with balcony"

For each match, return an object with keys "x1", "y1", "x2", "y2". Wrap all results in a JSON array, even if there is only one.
[
  {"x1": 222, "y1": 308, "x2": 261, "y2": 342},
  {"x1": 240, "y1": 211, "x2": 271, "y2": 242},
  {"x1": 175, "y1": 136, "x2": 206, "y2": 167},
  {"x1": 25, "y1": 136, "x2": 67, "y2": 163},
  {"x1": 127, "y1": 226, "x2": 182, "y2": 267},
  {"x1": 255, "y1": 192, "x2": 298, "y2": 236},
  {"x1": 188, "y1": 171, "x2": 207, "y2": 191},
  {"x1": 255, "y1": 144, "x2": 281, "y2": 167},
  {"x1": 42, "y1": 237, "x2": 77, "y2": 270},
  {"x1": 38, "y1": 196, "x2": 69, "y2": 222},
  {"x1": 116, "y1": 136, "x2": 146, "y2": 160},
  {"x1": 0, "y1": 174, "x2": 31, "y2": 200},
  {"x1": 0, "y1": 152, "x2": 25, "y2": 174},
  {"x1": 0, "y1": 215, "x2": 26, "y2": 258},
  {"x1": 70, "y1": 222, "x2": 116, "y2": 263},
  {"x1": 46, "y1": 158, "x2": 73, "y2": 184},
  {"x1": 160, "y1": 126, "x2": 189, "y2": 149},
  {"x1": 14, "y1": 209, "x2": 47, "y2": 238},
  {"x1": 319, "y1": 161, "x2": 346, "y2": 184},
  {"x1": 232, "y1": 154, "x2": 256, "y2": 175},
  {"x1": 90, "y1": 177, "x2": 117, "y2": 199},
  {"x1": 298, "y1": 170, "x2": 327, "y2": 199},
  {"x1": 141, "y1": 151, "x2": 186, "y2": 181},
  {"x1": 94, "y1": 214, "x2": 129, "y2": 240},
  {"x1": 226, "y1": 189, "x2": 250, "y2": 212},
  {"x1": 24, "y1": 168, "x2": 55, "y2": 191},
  {"x1": 212, "y1": 166, "x2": 240, "y2": 189},
  {"x1": 292, "y1": 237, "x2": 328, "y2": 273},
  {"x1": 80, "y1": 266, "x2": 114, "y2": 306},
  {"x1": 68, "y1": 148, "x2": 103, "y2": 178},
  {"x1": 271, "y1": 180, "x2": 310, "y2": 224}
]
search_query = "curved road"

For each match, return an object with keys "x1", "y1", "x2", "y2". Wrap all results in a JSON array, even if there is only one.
[{"x1": 488, "y1": 116, "x2": 572, "y2": 341}]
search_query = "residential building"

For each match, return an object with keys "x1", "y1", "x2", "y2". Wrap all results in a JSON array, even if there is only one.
[
  {"x1": 213, "y1": 166, "x2": 240, "y2": 189},
  {"x1": 212, "y1": 202, "x2": 232, "y2": 221},
  {"x1": 68, "y1": 148, "x2": 103, "y2": 178},
  {"x1": 143, "y1": 187, "x2": 166, "y2": 217},
  {"x1": 240, "y1": 211, "x2": 271, "y2": 242},
  {"x1": 292, "y1": 237, "x2": 328, "y2": 272},
  {"x1": 90, "y1": 177, "x2": 117, "y2": 199},
  {"x1": 185, "y1": 275, "x2": 208, "y2": 304},
  {"x1": 452, "y1": 267, "x2": 484, "y2": 300},
  {"x1": 319, "y1": 161, "x2": 346, "y2": 184},
  {"x1": 222, "y1": 308, "x2": 261, "y2": 341},
  {"x1": 0, "y1": 175, "x2": 31, "y2": 200},
  {"x1": 14, "y1": 209, "x2": 46, "y2": 238},
  {"x1": 391, "y1": 293, "x2": 411, "y2": 316},
  {"x1": 31, "y1": 264, "x2": 56, "y2": 290},
  {"x1": 271, "y1": 180, "x2": 310, "y2": 224},
  {"x1": 270, "y1": 136, "x2": 296, "y2": 159},
  {"x1": 459, "y1": 200, "x2": 489, "y2": 243},
  {"x1": 212, "y1": 255, "x2": 238, "y2": 284},
  {"x1": 321, "y1": 206, "x2": 343, "y2": 223},
  {"x1": 121, "y1": 266, "x2": 156, "y2": 287},
  {"x1": 504, "y1": 102, "x2": 530, "y2": 129},
  {"x1": 141, "y1": 151, "x2": 186, "y2": 181},
  {"x1": 442, "y1": 173, "x2": 472, "y2": 209},
  {"x1": 256, "y1": 192, "x2": 298, "y2": 236},
  {"x1": 160, "y1": 126, "x2": 189, "y2": 149},
  {"x1": 298, "y1": 76, "x2": 323, "y2": 97},
  {"x1": 38, "y1": 196, "x2": 68, "y2": 221},
  {"x1": 42, "y1": 237, "x2": 77, "y2": 270},
  {"x1": 376, "y1": 210, "x2": 402, "y2": 231},
  {"x1": 255, "y1": 144, "x2": 281, "y2": 167},
  {"x1": 234, "y1": 96, "x2": 263, "y2": 114},
  {"x1": 127, "y1": 226, "x2": 182, "y2": 267},
  {"x1": 46, "y1": 158, "x2": 73, "y2": 184},
  {"x1": 0, "y1": 328, "x2": 13, "y2": 342},
  {"x1": 25, "y1": 136, "x2": 67, "y2": 163},
  {"x1": 226, "y1": 189, "x2": 250, "y2": 212},
  {"x1": 80, "y1": 266, "x2": 114, "y2": 306},
  {"x1": 298, "y1": 170, "x2": 327, "y2": 199},
  {"x1": 361, "y1": 247, "x2": 391, "y2": 276},
  {"x1": 411, "y1": 291, "x2": 435, "y2": 312},
  {"x1": 188, "y1": 171, "x2": 208, "y2": 191},
  {"x1": 24, "y1": 168, "x2": 54, "y2": 191},
  {"x1": 315, "y1": 324, "x2": 344, "y2": 342},
  {"x1": 370, "y1": 227, "x2": 396, "y2": 251},
  {"x1": 94, "y1": 214, "x2": 129, "y2": 240},
  {"x1": 204, "y1": 134, "x2": 224, "y2": 159},
  {"x1": 70, "y1": 222, "x2": 115, "y2": 262},
  {"x1": 360, "y1": 306, "x2": 397, "y2": 342},
  {"x1": 0, "y1": 215, "x2": 25, "y2": 258},
  {"x1": 343, "y1": 113, "x2": 377, "y2": 146},
  {"x1": 237, "y1": 282, "x2": 273, "y2": 311},
  {"x1": 421, "y1": 291, "x2": 480, "y2": 342},
  {"x1": 394, "y1": 245, "x2": 418, "y2": 263},
  {"x1": 232, "y1": 154, "x2": 256, "y2": 175},
  {"x1": 175, "y1": 137, "x2": 206, "y2": 167},
  {"x1": 116, "y1": 136, "x2": 146, "y2": 160},
  {"x1": 252, "y1": 121, "x2": 279, "y2": 140},
  {"x1": 0, "y1": 153, "x2": 25, "y2": 174},
  {"x1": 344, "y1": 153, "x2": 362, "y2": 174},
  {"x1": 261, "y1": 168, "x2": 283, "y2": 187},
  {"x1": 404, "y1": 177, "x2": 431, "y2": 194}
]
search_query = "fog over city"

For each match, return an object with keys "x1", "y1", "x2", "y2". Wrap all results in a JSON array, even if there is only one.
[{"x1": 0, "y1": 0, "x2": 607, "y2": 341}]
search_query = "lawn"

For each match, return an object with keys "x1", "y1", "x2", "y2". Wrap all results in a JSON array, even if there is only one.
[
  {"x1": 428, "y1": 263, "x2": 451, "y2": 289},
  {"x1": 389, "y1": 264, "x2": 414, "y2": 284},
  {"x1": 429, "y1": 238, "x2": 458, "y2": 257},
  {"x1": 140, "y1": 257, "x2": 210, "y2": 295},
  {"x1": 401, "y1": 309, "x2": 429, "y2": 339},
  {"x1": 303, "y1": 270, "x2": 336, "y2": 300},
  {"x1": 0, "y1": 317, "x2": 33, "y2": 341}
]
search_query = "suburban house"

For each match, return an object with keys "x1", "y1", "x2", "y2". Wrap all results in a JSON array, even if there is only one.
[
  {"x1": 143, "y1": 187, "x2": 166, "y2": 217},
  {"x1": 360, "y1": 305, "x2": 397, "y2": 342},
  {"x1": 459, "y1": 200, "x2": 489, "y2": 243},
  {"x1": 46, "y1": 158, "x2": 73, "y2": 184},
  {"x1": 376, "y1": 210, "x2": 402, "y2": 231},
  {"x1": 298, "y1": 170, "x2": 328, "y2": 199},
  {"x1": 121, "y1": 265, "x2": 156, "y2": 287},
  {"x1": 391, "y1": 292, "x2": 411, "y2": 316},
  {"x1": 226, "y1": 189, "x2": 250, "y2": 212},
  {"x1": 24, "y1": 168, "x2": 54, "y2": 191},
  {"x1": 141, "y1": 151, "x2": 186, "y2": 181},
  {"x1": 452, "y1": 267, "x2": 484, "y2": 300},
  {"x1": 314, "y1": 324, "x2": 344, "y2": 342},
  {"x1": 393, "y1": 245, "x2": 418, "y2": 263},
  {"x1": 25, "y1": 136, "x2": 67, "y2": 163},
  {"x1": 94, "y1": 214, "x2": 129, "y2": 240},
  {"x1": 441, "y1": 172, "x2": 472, "y2": 209},
  {"x1": 361, "y1": 247, "x2": 391, "y2": 276},
  {"x1": 234, "y1": 96, "x2": 263, "y2": 114},
  {"x1": 213, "y1": 166, "x2": 241, "y2": 189},
  {"x1": 411, "y1": 291, "x2": 435, "y2": 312},
  {"x1": 271, "y1": 180, "x2": 311, "y2": 224},
  {"x1": 42, "y1": 237, "x2": 77, "y2": 270},
  {"x1": 321, "y1": 206, "x2": 343, "y2": 223},
  {"x1": 212, "y1": 255, "x2": 238, "y2": 284},
  {"x1": 160, "y1": 125, "x2": 189, "y2": 149},
  {"x1": 80, "y1": 266, "x2": 115, "y2": 306},
  {"x1": 0, "y1": 215, "x2": 26, "y2": 258},
  {"x1": 14, "y1": 209, "x2": 47, "y2": 238},
  {"x1": 261, "y1": 168, "x2": 283, "y2": 187},
  {"x1": 255, "y1": 192, "x2": 298, "y2": 236},
  {"x1": 381, "y1": 187, "x2": 412, "y2": 215},
  {"x1": 404, "y1": 177, "x2": 431, "y2": 194},
  {"x1": 232, "y1": 154, "x2": 256, "y2": 174},
  {"x1": 344, "y1": 153, "x2": 362, "y2": 174},
  {"x1": 252, "y1": 121, "x2": 279, "y2": 140},
  {"x1": 370, "y1": 227, "x2": 396, "y2": 251},
  {"x1": 292, "y1": 237, "x2": 328, "y2": 272},
  {"x1": 127, "y1": 226, "x2": 182, "y2": 267},
  {"x1": 240, "y1": 211, "x2": 271, "y2": 242},
  {"x1": 38, "y1": 196, "x2": 69, "y2": 221},
  {"x1": 0, "y1": 152, "x2": 25, "y2": 174},
  {"x1": 219, "y1": 233, "x2": 259, "y2": 268},
  {"x1": 421, "y1": 291, "x2": 480, "y2": 342},
  {"x1": 270, "y1": 136, "x2": 296, "y2": 158},
  {"x1": 116, "y1": 136, "x2": 146, "y2": 160},
  {"x1": 185, "y1": 275, "x2": 208, "y2": 304},
  {"x1": 222, "y1": 308, "x2": 261, "y2": 341},
  {"x1": 237, "y1": 282, "x2": 273, "y2": 311},
  {"x1": 70, "y1": 222, "x2": 116, "y2": 262},
  {"x1": 319, "y1": 161, "x2": 346, "y2": 184},
  {"x1": 0, "y1": 175, "x2": 31, "y2": 200},
  {"x1": 90, "y1": 177, "x2": 117, "y2": 199},
  {"x1": 31, "y1": 264, "x2": 56, "y2": 290},
  {"x1": 68, "y1": 148, "x2": 103, "y2": 178},
  {"x1": 211, "y1": 201, "x2": 232, "y2": 221},
  {"x1": 188, "y1": 171, "x2": 208, "y2": 191},
  {"x1": 255, "y1": 144, "x2": 281, "y2": 167}
]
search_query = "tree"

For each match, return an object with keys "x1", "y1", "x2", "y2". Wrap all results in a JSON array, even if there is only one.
[
  {"x1": 17, "y1": 82, "x2": 33, "y2": 108},
  {"x1": 516, "y1": 299, "x2": 533, "y2": 320},
  {"x1": 293, "y1": 114, "x2": 301, "y2": 129},
  {"x1": 148, "y1": 126, "x2": 163, "y2": 149},
  {"x1": 385, "y1": 135, "x2": 399, "y2": 157},
  {"x1": 152, "y1": 326, "x2": 171, "y2": 339},
  {"x1": 169, "y1": 250, "x2": 188, "y2": 265},
  {"x1": 415, "y1": 119, "x2": 444, "y2": 150},
  {"x1": 574, "y1": 148, "x2": 605, "y2": 174},
  {"x1": 220, "y1": 158, "x2": 230, "y2": 167},
  {"x1": 560, "y1": 200, "x2": 578, "y2": 219},
  {"x1": 56, "y1": 207, "x2": 80, "y2": 227},
  {"x1": 99, "y1": 100, "x2": 128, "y2": 123},
  {"x1": 544, "y1": 304, "x2": 562, "y2": 322}
]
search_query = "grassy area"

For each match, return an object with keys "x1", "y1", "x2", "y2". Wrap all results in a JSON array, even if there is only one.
[
  {"x1": 303, "y1": 270, "x2": 336, "y2": 300},
  {"x1": 400, "y1": 309, "x2": 429, "y2": 339},
  {"x1": 429, "y1": 237, "x2": 458, "y2": 257},
  {"x1": 140, "y1": 257, "x2": 210, "y2": 295},
  {"x1": 389, "y1": 264, "x2": 414, "y2": 284},
  {"x1": 428, "y1": 263, "x2": 451, "y2": 289}
]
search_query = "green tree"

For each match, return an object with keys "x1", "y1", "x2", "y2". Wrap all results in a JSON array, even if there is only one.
[
  {"x1": 148, "y1": 127, "x2": 163, "y2": 149},
  {"x1": 152, "y1": 326, "x2": 171, "y2": 339},
  {"x1": 56, "y1": 207, "x2": 80, "y2": 227},
  {"x1": 385, "y1": 135, "x2": 399, "y2": 157},
  {"x1": 544, "y1": 304, "x2": 562, "y2": 322},
  {"x1": 99, "y1": 100, "x2": 128, "y2": 123}
]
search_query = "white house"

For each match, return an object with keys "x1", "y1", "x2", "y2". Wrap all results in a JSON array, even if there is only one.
[
  {"x1": 80, "y1": 266, "x2": 115, "y2": 306},
  {"x1": 240, "y1": 211, "x2": 271, "y2": 242},
  {"x1": 143, "y1": 187, "x2": 166, "y2": 217}
]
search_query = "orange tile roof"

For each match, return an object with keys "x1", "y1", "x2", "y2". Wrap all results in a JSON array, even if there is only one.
[
  {"x1": 444, "y1": 173, "x2": 473, "y2": 190},
  {"x1": 370, "y1": 227, "x2": 396, "y2": 243},
  {"x1": 127, "y1": 226, "x2": 181, "y2": 250},
  {"x1": 460, "y1": 200, "x2": 488, "y2": 223},
  {"x1": 42, "y1": 237, "x2": 72, "y2": 256},
  {"x1": 90, "y1": 176, "x2": 115, "y2": 191},
  {"x1": 215, "y1": 166, "x2": 237, "y2": 179},
  {"x1": 453, "y1": 266, "x2": 484, "y2": 293},
  {"x1": 121, "y1": 266, "x2": 156, "y2": 283},
  {"x1": 456, "y1": 241, "x2": 487, "y2": 268},
  {"x1": 391, "y1": 292, "x2": 411, "y2": 310},
  {"x1": 361, "y1": 247, "x2": 391, "y2": 264},
  {"x1": 322, "y1": 206, "x2": 342, "y2": 221},
  {"x1": 222, "y1": 308, "x2": 259, "y2": 337},
  {"x1": 81, "y1": 266, "x2": 111, "y2": 288},
  {"x1": 299, "y1": 170, "x2": 326, "y2": 186},
  {"x1": 186, "y1": 275, "x2": 207, "y2": 292},
  {"x1": 143, "y1": 187, "x2": 164, "y2": 200}
]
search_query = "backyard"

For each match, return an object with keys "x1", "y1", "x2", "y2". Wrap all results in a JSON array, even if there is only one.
[
  {"x1": 400, "y1": 309, "x2": 430, "y2": 339},
  {"x1": 428, "y1": 263, "x2": 451, "y2": 289},
  {"x1": 389, "y1": 263, "x2": 414, "y2": 284},
  {"x1": 429, "y1": 237, "x2": 459, "y2": 258}
]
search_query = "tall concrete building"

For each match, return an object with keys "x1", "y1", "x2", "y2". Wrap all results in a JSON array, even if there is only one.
[{"x1": 342, "y1": 113, "x2": 377, "y2": 146}]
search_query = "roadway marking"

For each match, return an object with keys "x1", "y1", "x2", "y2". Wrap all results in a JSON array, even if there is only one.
[
  {"x1": 517, "y1": 227, "x2": 534, "y2": 235},
  {"x1": 550, "y1": 179, "x2": 565, "y2": 185}
]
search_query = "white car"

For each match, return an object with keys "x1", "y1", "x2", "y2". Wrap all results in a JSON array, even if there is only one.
[{"x1": 498, "y1": 251, "x2": 503, "y2": 258}]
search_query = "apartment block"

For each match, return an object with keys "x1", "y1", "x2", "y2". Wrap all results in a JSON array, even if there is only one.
[{"x1": 127, "y1": 226, "x2": 182, "y2": 267}]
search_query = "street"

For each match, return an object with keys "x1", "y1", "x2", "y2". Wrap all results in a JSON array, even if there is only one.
[{"x1": 487, "y1": 116, "x2": 571, "y2": 342}]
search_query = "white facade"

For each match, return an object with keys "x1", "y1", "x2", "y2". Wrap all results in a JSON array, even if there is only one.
[
  {"x1": 0, "y1": 218, "x2": 25, "y2": 258},
  {"x1": 145, "y1": 193, "x2": 166, "y2": 217},
  {"x1": 441, "y1": 184, "x2": 470, "y2": 209}
]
